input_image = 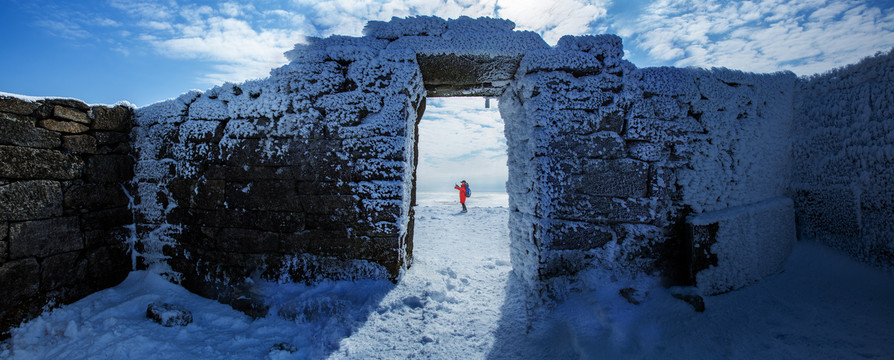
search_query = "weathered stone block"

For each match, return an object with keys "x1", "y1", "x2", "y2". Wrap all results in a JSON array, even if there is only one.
[
  {"x1": 80, "y1": 208, "x2": 133, "y2": 233},
  {"x1": 343, "y1": 136, "x2": 406, "y2": 160},
  {"x1": 85, "y1": 155, "x2": 134, "y2": 183},
  {"x1": 598, "y1": 110, "x2": 625, "y2": 133},
  {"x1": 40, "y1": 251, "x2": 87, "y2": 292},
  {"x1": 553, "y1": 195, "x2": 657, "y2": 224},
  {"x1": 627, "y1": 141, "x2": 667, "y2": 162},
  {"x1": 0, "y1": 96, "x2": 40, "y2": 116},
  {"x1": 189, "y1": 179, "x2": 225, "y2": 209},
  {"x1": 0, "y1": 258, "x2": 40, "y2": 311},
  {"x1": 574, "y1": 132, "x2": 625, "y2": 159},
  {"x1": 0, "y1": 146, "x2": 83, "y2": 179},
  {"x1": 689, "y1": 197, "x2": 796, "y2": 295},
  {"x1": 576, "y1": 159, "x2": 650, "y2": 197},
  {"x1": 191, "y1": 209, "x2": 305, "y2": 233},
  {"x1": 0, "y1": 112, "x2": 61, "y2": 148},
  {"x1": 86, "y1": 245, "x2": 130, "y2": 283},
  {"x1": 91, "y1": 105, "x2": 133, "y2": 131},
  {"x1": 198, "y1": 227, "x2": 286, "y2": 253},
  {"x1": 93, "y1": 131, "x2": 130, "y2": 146},
  {"x1": 0, "y1": 180, "x2": 63, "y2": 221},
  {"x1": 84, "y1": 227, "x2": 131, "y2": 249},
  {"x1": 9, "y1": 216, "x2": 84, "y2": 259},
  {"x1": 541, "y1": 219, "x2": 615, "y2": 251},
  {"x1": 38, "y1": 119, "x2": 89, "y2": 134},
  {"x1": 225, "y1": 180, "x2": 301, "y2": 212},
  {"x1": 146, "y1": 302, "x2": 193, "y2": 327},
  {"x1": 63, "y1": 134, "x2": 98, "y2": 153},
  {"x1": 53, "y1": 105, "x2": 90, "y2": 124},
  {"x1": 46, "y1": 99, "x2": 89, "y2": 112},
  {"x1": 63, "y1": 183, "x2": 129, "y2": 211},
  {"x1": 793, "y1": 188, "x2": 860, "y2": 238}
]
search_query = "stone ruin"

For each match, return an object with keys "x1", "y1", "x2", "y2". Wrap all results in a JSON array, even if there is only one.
[{"x1": 2, "y1": 16, "x2": 892, "y2": 335}]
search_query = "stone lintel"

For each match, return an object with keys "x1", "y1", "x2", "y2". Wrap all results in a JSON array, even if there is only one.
[{"x1": 417, "y1": 53, "x2": 521, "y2": 97}]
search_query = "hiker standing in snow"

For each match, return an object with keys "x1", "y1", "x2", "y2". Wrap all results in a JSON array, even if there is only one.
[{"x1": 454, "y1": 180, "x2": 468, "y2": 213}]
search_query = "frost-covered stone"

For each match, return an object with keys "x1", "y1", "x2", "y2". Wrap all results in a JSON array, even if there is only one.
[
  {"x1": 689, "y1": 197, "x2": 796, "y2": 295},
  {"x1": 146, "y1": 302, "x2": 193, "y2": 327},
  {"x1": 792, "y1": 49, "x2": 894, "y2": 273}
]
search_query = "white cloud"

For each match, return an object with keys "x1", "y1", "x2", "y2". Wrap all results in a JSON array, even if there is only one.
[
  {"x1": 35, "y1": 20, "x2": 90, "y2": 39},
  {"x1": 496, "y1": 0, "x2": 609, "y2": 44},
  {"x1": 623, "y1": 0, "x2": 894, "y2": 75},
  {"x1": 150, "y1": 16, "x2": 305, "y2": 83},
  {"x1": 109, "y1": 0, "x2": 175, "y2": 20}
]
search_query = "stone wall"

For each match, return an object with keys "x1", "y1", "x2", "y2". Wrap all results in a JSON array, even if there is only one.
[
  {"x1": 132, "y1": 35, "x2": 426, "y2": 315},
  {"x1": 131, "y1": 17, "x2": 804, "y2": 310},
  {"x1": 130, "y1": 16, "x2": 547, "y2": 313},
  {"x1": 0, "y1": 95, "x2": 133, "y2": 338},
  {"x1": 500, "y1": 35, "x2": 798, "y2": 298},
  {"x1": 793, "y1": 49, "x2": 894, "y2": 273}
]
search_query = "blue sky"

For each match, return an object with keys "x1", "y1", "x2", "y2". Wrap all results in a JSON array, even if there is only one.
[{"x1": 1, "y1": 0, "x2": 892, "y2": 192}]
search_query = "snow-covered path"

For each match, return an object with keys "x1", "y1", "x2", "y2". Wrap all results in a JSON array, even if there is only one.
[{"x1": 329, "y1": 205, "x2": 516, "y2": 359}]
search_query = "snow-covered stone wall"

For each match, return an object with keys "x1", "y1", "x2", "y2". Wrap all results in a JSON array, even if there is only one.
[
  {"x1": 500, "y1": 34, "x2": 798, "y2": 297},
  {"x1": 793, "y1": 49, "x2": 894, "y2": 273},
  {"x1": 132, "y1": 34, "x2": 426, "y2": 314},
  {"x1": 130, "y1": 16, "x2": 551, "y2": 313}
]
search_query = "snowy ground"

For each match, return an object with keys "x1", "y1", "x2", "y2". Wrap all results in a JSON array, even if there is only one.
[{"x1": 2, "y1": 192, "x2": 893, "y2": 359}]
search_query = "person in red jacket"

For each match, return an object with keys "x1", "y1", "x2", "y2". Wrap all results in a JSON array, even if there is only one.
[{"x1": 454, "y1": 180, "x2": 468, "y2": 213}]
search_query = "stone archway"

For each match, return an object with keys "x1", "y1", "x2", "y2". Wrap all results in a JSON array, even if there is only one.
[{"x1": 132, "y1": 16, "x2": 799, "y2": 311}]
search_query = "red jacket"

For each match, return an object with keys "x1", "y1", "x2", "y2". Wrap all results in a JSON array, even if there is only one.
[{"x1": 455, "y1": 184, "x2": 467, "y2": 203}]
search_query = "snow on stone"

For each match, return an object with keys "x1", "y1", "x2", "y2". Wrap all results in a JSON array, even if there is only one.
[{"x1": 793, "y1": 49, "x2": 894, "y2": 272}]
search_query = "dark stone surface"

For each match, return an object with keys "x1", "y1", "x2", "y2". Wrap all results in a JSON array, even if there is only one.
[
  {"x1": 93, "y1": 131, "x2": 130, "y2": 146},
  {"x1": 46, "y1": 99, "x2": 89, "y2": 112},
  {"x1": 84, "y1": 227, "x2": 131, "y2": 249},
  {"x1": 224, "y1": 180, "x2": 301, "y2": 212},
  {"x1": 191, "y1": 209, "x2": 305, "y2": 233},
  {"x1": 0, "y1": 180, "x2": 63, "y2": 221},
  {"x1": 543, "y1": 220, "x2": 615, "y2": 251},
  {"x1": 0, "y1": 257, "x2": 41, "y2": 339},
  {"x1": 85, "y1": 155, "x2": 134, "y2": 183},
  {"x1": 40, "y1": 251, "x2": 87, "y2": 292},
  {"x1": 62, "y1": 135, "x2": 98, "y2": 154},
  {"x1": 80, "y1": 206, "x2": 132, "y2": 231},
  {"x1": 146, "y1": 302, "x2": 193, "y2": 327},
  {"x1": 8, "y1": 216, "x2": 84, "y2": 259},
  {"x1": 552, "y1": 195, "x2": 656, "y2": 224},
  {"x1": 689, "y1": 221, "x2": 720, "y2": 279},
  {"x1": 671, "y1": 292, "x2": 706, "y2": 312},
  {"x1": 0, "y1": 258, "x2": 40, "y2": 308},
  {"x1": 91, "y1": 105, "x2": 133, "y2": 131},
  {"x1": 0, "y1": 96, "x2": 40, "y2": 116},
  {"x1": 64, "y1": 183, "x2": 130, "y2": 211},
  {"x1": 0, "y1": 146, "x2": 83, "y2": 179},
  {"x1": 576, "y1": 159, "x2": 650, "y2": 197},
  {"x1": 0, "y1": 112, "x2": 61, "y2": 149},
  {"x1": 85, "y1": 245, "x2": 130, "y2": 286},
  {"x1": 270, "y1": 343, "x2": 299, "y2": 353}
]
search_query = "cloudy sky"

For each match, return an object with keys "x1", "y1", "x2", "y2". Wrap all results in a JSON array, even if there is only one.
[{"x1": 1, "y1": 0, "x2": 892, "y2": 192}]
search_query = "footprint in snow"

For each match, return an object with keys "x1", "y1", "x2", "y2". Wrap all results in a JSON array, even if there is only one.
[
  {"x1": 438, "y1": 268, "x2": 457, "y2": 279},
  {"x1": 402, "y1": 296, "x2": 424, "y2": 309}
]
